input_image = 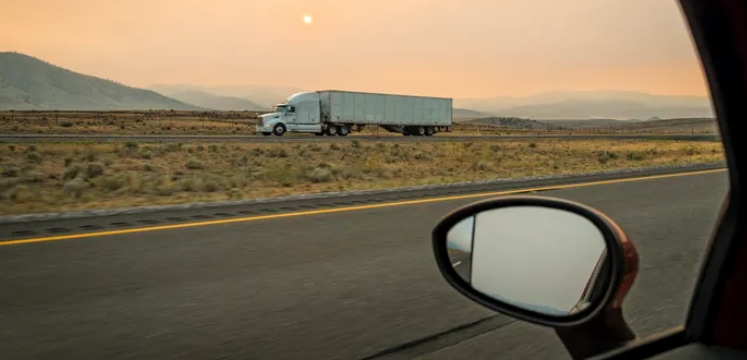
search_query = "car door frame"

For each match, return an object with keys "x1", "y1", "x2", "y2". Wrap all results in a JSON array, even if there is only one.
[{"x1": 590, "y1": 0, "x2": 747, "y2": 358}]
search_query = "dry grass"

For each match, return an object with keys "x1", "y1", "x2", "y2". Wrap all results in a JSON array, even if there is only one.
[
  {"x1": 618, "y1": 118, "x2": 718, "y2": 132},
  {"x1": 0, "y1": 110, "x2": 262, "y2": 135},
  {"x1": 0, "y1": 111, "x2": 718, "y2": 137},
  {"x1": 0, "y1": 139, "x2": 725, "y2": 215}
]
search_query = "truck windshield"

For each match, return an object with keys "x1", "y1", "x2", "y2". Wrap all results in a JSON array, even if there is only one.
[{"x1": 275, "y1": 105, "x2": 287, "y2": 113}]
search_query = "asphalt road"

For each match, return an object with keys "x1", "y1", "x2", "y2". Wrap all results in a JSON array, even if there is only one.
[
  {"x1": 0, "y1": 170, "x2": 729, "y2": 360},
  {"x1": 0, "y1": 133, "x2": 721, "y2": 143}
]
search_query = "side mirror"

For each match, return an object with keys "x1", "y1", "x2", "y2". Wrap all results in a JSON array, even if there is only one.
[{"x1": 432, "y1": 195, "x2": 640, "y2": 360}]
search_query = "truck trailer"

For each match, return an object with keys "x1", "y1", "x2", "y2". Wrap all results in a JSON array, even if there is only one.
[{"x1": 255, "y1": 90, "x2": 453, "y2": 137}]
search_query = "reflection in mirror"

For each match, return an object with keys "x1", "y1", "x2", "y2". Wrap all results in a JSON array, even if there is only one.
[
  {"x1": 445, "y1": 206, "x2": 610, "y2": 317},
  {"x1": 446, "y1": 216, "x2": 475, "y2": 282}
]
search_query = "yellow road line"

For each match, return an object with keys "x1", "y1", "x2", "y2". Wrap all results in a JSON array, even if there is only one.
[{"x1": 0, "y1": 168, "x2": 727, "y2": 247}]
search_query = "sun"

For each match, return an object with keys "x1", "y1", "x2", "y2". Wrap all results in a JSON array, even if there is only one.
[{"x1": 303, "y1": 15, "x2": 313, "y2": 24}]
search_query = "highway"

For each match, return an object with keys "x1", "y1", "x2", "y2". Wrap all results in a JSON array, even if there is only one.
[
  {"x1": 0, "y1": 133, "x2": 721, "y2": 143},
  {"x1": 0, "y1": 169, "x2": 729, "y2": 360}
]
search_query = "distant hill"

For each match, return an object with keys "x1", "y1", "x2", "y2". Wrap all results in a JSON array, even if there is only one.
[
  {"x1": 149, "y1": 84, "x2": 304, "y2": 109},
  {"x1": 453, "y1": 108, "x2": 488, "y2": 119},
  {"x1": 162, "y1": 90, "x2": 267, "y2": 111},
  {"x1": 0, "y1": 52, "x2": 201, "y2": 111},
  {"x1": 455, "y1": 90, "x2": 714, "y2": 120}
]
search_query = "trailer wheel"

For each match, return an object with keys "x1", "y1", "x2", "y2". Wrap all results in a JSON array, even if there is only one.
[
  {"x1": 261, "y1": 132, "x2": 272, "y2": 136},
  {"x1": 337, "y1": 125, "x2": 350, "y2": 137},
  {"x1": 415, "y1": 126, "x2": 426, "y2": 136},
  {"x1": 273, "y1": 124, "x2": 286, "y2": 136},
  {"x1": 325, "y1": 125, "x2": 338, "y2": 136},
  {"x1": 314, "y1": 132, "x2": 324, "y2": 136},
  {"x1": 425, "y1": 127, "x2": 435, "y2": 136}
]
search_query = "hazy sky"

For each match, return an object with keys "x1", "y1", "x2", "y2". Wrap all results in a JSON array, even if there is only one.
[{"x1": 1, "y1": 0, "x2": 709, "y2": 98}]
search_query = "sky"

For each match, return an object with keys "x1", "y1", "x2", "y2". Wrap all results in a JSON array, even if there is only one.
[{"x1": 0, "y1": 0, "x2": 709, "y2": 98}]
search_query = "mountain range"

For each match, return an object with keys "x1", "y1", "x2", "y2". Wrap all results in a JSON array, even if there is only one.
[
  {"x1": 152, "y1": 89, "x2": 266, "y2": 111},
  {"x1": 0, "y1": 52, "x2": 715, "y2": 120},
  {"x1": 148, "y1": 84, "x2": 303, "y2": 109},
  {"x1": 454, "y1": 90, "x2": 714, "y2": 120},
  {"x1": 0, "y1": 52, "x2": 200, "y2": 111}
]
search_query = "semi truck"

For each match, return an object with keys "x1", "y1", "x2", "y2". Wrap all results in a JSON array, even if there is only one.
[{"x1": 255, "y1": 90, "x2": 453, "y2": 137}]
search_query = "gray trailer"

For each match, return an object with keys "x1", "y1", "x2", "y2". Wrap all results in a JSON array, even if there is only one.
[{"x1": 256, "y1": 90, "x2": 453, "y2": 136}]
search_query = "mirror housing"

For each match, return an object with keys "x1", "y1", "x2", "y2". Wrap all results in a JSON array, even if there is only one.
[{"x1": 432, "y1": 195, "x2": 640, "y2": 359}]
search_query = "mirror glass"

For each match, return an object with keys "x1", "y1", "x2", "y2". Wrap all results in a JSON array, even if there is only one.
[{"x1": 445, "y1": 206, "x2": 610, "y2": 316}]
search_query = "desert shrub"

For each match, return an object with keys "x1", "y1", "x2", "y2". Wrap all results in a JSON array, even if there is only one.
[
  {"x1": 185, "y1": 159, "x2": 205, "y2": 170},
  {"x1": 85, "y1": 163, "x2": 105, "y2": 178},
  {"x1": 84, "y1": 151, "x2": 97, "y2": 162},
  {"x1": 201, "y1": 178, "x2": 221, "y2": 192},
  {"x1": 414, "y1": 152, "x2": 431, "y2": 161},
  {"x1": 262, "y1": 166, "x2": 300, "y2": 187},
  {"x1": 101, "y1": 175, "x2": 127, "y2": 191},
  {"x1": 267, "y1": 148, "x2": 289, "y2": 158},
  {"x1": 472, "y1": 161, "x2": 492, "y2": 171},
  {"x1": 626, "y1": 152, "x2": 646, "y2": 161},
  {"x1": 597, "y1": 151, "x2": 618, "y2": 164},
  {"x1": 63, "y1": 178, "x2": 91, "y2": 198},
  {"x1": 124, "y1": 141, "x2": 139, "y2": 150},
  {"x1": 1, "y1": 165, "x2": 19, "y2": 178},
  {"x1": 63, "y1": 165, "x2": 82, "y2": 180},
  {"x1": 25, "y1": 152, "x2": 43, "y2": 164},
  {"x1": 305, "y1": 167, "x2": 334, "y2": 183},
  {"x1": 20, "y1": 170, "x2": 44, "y2": 183},
  {"x1": 175, "y1": 177, "x2": 199, "y2": 192}
]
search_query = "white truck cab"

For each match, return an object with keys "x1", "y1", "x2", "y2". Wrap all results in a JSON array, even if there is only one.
[{"x1": 256, "y1": 92, "x2": 324, "y2": 136}]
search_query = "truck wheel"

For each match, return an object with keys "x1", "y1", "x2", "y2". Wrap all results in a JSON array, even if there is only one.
[
  {"x1": 415, "y1": 126, "x2": 426, "y2": 136},
  {"x1": 325, "y1": 126, "x2": 338, "y2": 136},
  {"x1": 337, "y1": 125, "x2": 350, "y2": 136},
  {"x1": 273, "y1": 124, "x2": 286, "y2": 136},
  {"x1": 425, "y1": 127, "x2": 435, "y2": 136}
]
